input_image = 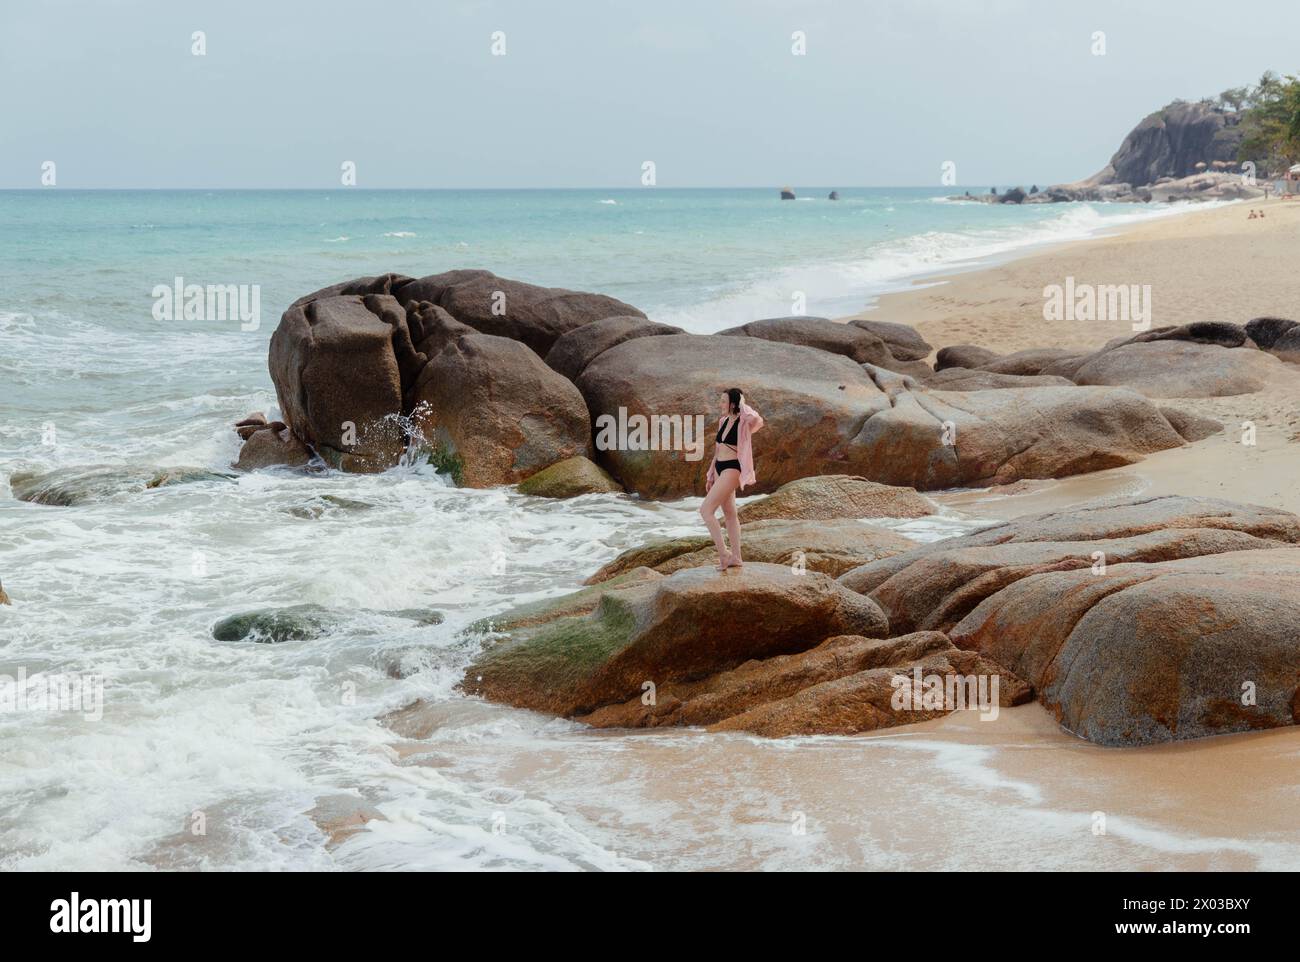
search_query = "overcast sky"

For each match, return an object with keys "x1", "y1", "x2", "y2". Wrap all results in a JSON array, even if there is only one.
[{"x1": 2, "y1": 0, "x2": 1294, "y2": 189}]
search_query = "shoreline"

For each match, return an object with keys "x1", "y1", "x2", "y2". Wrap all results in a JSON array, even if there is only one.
[
  {"x1": 846, "y1": 196, "x2": 1298, "y2": 355},
  {"x1": 844, "y1": 196, "x2": 1300, "y2": 519}
]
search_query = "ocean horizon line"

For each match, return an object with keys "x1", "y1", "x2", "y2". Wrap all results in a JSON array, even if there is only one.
[{"x1": 0, "y1": 184, "x2": 1053, "y2": 193}]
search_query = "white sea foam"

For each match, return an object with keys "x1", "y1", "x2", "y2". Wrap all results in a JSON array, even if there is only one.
[{"x1": 653, "y1": 200, "x2": 1237, "y2": 333}]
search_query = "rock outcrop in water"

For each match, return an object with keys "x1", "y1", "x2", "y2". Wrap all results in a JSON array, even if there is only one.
[
  {"x1": 252, "y1": 271, "x2": 642, "y2": 482},
  {"x1": 10, "y1": 464, "x2": 235, "y2": 505},
  {"x1": 251, "y1": 273, "x2": 1233, "y2": 495}
]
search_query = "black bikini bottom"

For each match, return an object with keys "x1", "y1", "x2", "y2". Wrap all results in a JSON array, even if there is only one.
[{"x1": 715, "y1": 459, "x2": 741, "y2": 474}]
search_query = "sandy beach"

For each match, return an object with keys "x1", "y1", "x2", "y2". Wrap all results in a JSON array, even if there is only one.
[{"x1": 850, "y1": 198, "x2": 1300, "y2": 519}]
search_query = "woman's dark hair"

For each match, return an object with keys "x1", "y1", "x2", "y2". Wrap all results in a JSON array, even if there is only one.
[{"x1": 724, "y1": 388, "x2": 743, "y2": 413}]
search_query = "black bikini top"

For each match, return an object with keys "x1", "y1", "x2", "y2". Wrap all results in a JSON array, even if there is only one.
[{"x1": 716, "y1": 415, "x2": 740, "y2": 446}]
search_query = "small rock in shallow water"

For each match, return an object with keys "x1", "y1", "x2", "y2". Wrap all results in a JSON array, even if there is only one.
[
  {"x1": 10, "y1": 464, "x2": 234, "y2": 506},
  {"x1": 516, "y1": 456, "x2": 623, "y2": 498},
  {"x1": 281, "y1": 495, "x2": 375, "y2": 519},
  {"x1": 211, "y1": 605, "x2": 333, "y2": 643}
]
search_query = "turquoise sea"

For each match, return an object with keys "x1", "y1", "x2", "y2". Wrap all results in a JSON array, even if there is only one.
[{"x1": 1, "y1": 188, "x2": 1241, "y2": 871}]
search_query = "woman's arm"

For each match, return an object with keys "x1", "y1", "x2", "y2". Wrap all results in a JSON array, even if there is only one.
[{"x1": 741, "y1": 402, "x2": 765, "y2": 433}]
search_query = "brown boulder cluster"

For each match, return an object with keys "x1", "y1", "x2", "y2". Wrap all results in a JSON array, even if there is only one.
[
  {"x1": 460, "y1": 494, "x2": 1300, "y2": 746},
  {"x1": 932, "y1": 320, "x2": 1289, "y2": 400},
  {"x1": 235, "y1": 270, "x2": 1287, "y2": 497},
  {"x1": 234, "y1": 270, "x2": 1300, "y2": 748}
]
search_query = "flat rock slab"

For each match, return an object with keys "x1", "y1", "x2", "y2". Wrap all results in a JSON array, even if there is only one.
[{"x1": 584, "y1": 519, "x2": 918, "y2": 583}]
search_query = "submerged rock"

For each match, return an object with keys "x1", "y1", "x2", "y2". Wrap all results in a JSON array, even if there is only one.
[
  {"x1": 211, "y1": 605, "x2": 334, "y2": 643},
  {"x1": 234, "y1": 426, "x2": 313, "y2": 471},
  {"x1": 281, "y1": 494, "x2": 375, "y2": 520},
  {"x1": 516, "y1": 456, "x2": 623, "y2": 498},
  {"x1": 10, "y1": 464, "x2": 235, "y2": 506}
]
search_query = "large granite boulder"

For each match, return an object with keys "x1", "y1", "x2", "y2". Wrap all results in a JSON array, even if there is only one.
[
  {"x1": 1244, "y1": 316, "x2": 1298, "y2": 351},
  {"x1": 516, "y1": 456, "x2": 623, "y2": 498},
  {"x1": 1069, "y1": 339, "x2": 1280, "y2": 398},
  {"x1": 574, "y1": 333, "x2": 1188, "y2": 498},
  {"x1": 837, "y1": 496, "x2": 1300, "y2": 746},
  {"x1": 255, "y1": 272, "x2": 645, "y2": 479},
  {"x1": 234, "y1": 425, "x2": 313, "y2": 471},
  {"x1": 577, "y1": 332, "x2": 889, "y2": 498},
  {"x1": 545, "y1": 315, "x2": 683, "y2": 382},
  {"x1": 406, "y1": 305, "x2": 592, "y2": 486},
  {"x1": 461, "y1": 563, "x2": 889, "y2": 717},
  {"x1": 1099, "y1": 101, "x2": 1245, "y2": 188},
  {"x1": 268, "y1": 294, "x2": 413, "y2": 472},
  {"x1": 951, "y1": 548, "x2": 1300, "y2": 746},
  {"x1": 848, "y1": 320, "x2": 933, "y2": 361},
  {"x1": 935, "y1": 344, "x2": 999, "y2": 371},
  {"x1": 396, "y1": 269, "x2": 645, "y2": 356}
]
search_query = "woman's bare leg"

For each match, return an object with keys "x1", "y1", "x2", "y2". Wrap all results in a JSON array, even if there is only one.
[
  {"x1": 700, "y1": 471, "x2": 741, "y2": 568},
  {"x1": 700, "y1": 477, "x2": 731, "y2": 568},
  {"x1": 722, "y1": 487, "x2": 742, "y2": 567}
]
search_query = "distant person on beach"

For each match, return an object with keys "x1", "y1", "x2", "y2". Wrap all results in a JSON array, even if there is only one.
[
  {"x1": 701, "y1": 388, "x2": 765, "y2": 570},
  {"x1": 1249, "y1": 209, "x2": 1258, "y2": 219}
]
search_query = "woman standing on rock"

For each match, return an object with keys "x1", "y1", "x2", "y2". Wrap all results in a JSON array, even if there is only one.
[{"x1": 701, "y1": 388, "x2": 765, "y2": 571}]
